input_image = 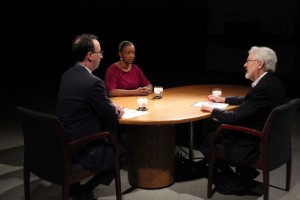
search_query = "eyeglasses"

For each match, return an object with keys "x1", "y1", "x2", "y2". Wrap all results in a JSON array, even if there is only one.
[
  {"x1": 246, "y1": 59, "x2": 258, "y2": 64},
  {"x1": 92, "y1": 51, "x2": 104, "y2": 55}
]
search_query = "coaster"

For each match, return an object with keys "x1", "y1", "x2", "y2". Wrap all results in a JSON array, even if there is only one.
[
  {"x1": 153, "y1": 96, "x2": 162, "y2": 99},
  {"x1": 137, "y1": 107, "x2": 148, "y2": 111}
]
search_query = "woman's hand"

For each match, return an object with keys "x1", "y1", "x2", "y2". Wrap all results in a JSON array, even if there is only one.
[{"x1": 137, "y1": 87, "x2": 151, "y2": 96}]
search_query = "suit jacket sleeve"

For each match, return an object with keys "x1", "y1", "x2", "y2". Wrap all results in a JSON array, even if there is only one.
[
  {"x1": 88, "y1": 77, "x2": 119, "y2": 125},
  {"x1": 211, "y1": 88, "x2": 269, "y2": 126},
  {"x1": 210, "y1": 73, "x2": 287, "y2": 130}
]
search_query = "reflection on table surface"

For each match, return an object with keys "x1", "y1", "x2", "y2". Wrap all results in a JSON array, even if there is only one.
[{"x1": 111, "y1": 84, "x2": 250, "y2": 125}]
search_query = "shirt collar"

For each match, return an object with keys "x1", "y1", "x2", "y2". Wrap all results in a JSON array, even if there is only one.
[{"x1": 251, "y1": 72, "x2": 268, "y2": 87}]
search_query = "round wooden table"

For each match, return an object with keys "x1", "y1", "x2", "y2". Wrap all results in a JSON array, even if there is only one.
[{"x1": 111, "y1": 84, "x2": 250, "y2": 189}]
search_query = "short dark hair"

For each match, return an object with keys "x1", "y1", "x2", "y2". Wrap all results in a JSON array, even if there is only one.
[
  {"x1": 71, "y1": 34, "x2": 98, "y2": 62},
  {"x1": 118, "y1": 40, "x2": 134, "y2": 52}
]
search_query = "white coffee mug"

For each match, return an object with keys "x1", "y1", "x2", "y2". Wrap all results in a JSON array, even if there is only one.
[
  {"x1": 137, "y1": 96, "x2": 148, "y2": 110},
  {"x1": 212, "y1": 88, "x2": 222, "y2": 97},
  {"x1": 154, "y1": 86, "x2": 163, "y2": 99}
]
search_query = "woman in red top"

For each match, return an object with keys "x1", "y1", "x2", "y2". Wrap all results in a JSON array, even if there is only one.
[{"x1": 105, "y1": 40, "x2": 153, "y2": 97}]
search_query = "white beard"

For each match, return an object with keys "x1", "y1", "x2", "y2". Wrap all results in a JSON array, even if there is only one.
[{"x1": 245, "y1": 72, "x2": 250, "y2": 80}]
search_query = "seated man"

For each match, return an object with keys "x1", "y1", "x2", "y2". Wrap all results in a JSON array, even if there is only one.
[
  {"x1": 56, "y1": 33, "x2": 132, "y2": 200},
  {"x1": 199, "y1": 46, "x2": 288, "y2": 194}
]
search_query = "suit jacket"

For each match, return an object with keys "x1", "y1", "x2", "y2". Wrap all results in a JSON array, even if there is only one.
[
  {"x1": 211, "y1": 72, "x2": 288, "y2": 130},
  {"x1": 56, "y1": 64, "x2": 119, "y2": 141}
]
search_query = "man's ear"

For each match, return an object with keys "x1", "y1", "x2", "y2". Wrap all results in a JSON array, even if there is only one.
[
  {"x1": 258, "y1": 60, "x2": 265, "y2": 69},
  {"x1": 87, "y1": 52, "x2": 93, "y2": 62}
]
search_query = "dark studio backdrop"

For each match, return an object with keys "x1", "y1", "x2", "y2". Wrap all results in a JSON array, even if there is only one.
[{"x1": 2, "y1": 0, "x2": 299, "y2": 122}]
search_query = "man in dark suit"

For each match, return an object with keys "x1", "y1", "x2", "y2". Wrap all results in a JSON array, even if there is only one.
[
  {"x1": 199, "y1": 46, "x2": 288, "y2": 194},
  {"x1": 56, "y1": 34, "x2": 131, "y2": 200}
]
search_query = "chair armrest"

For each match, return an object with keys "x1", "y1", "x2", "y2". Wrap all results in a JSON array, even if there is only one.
[
  {"x1": 69, "y1": 131, "x2": 118, "y2": 150},
  {"x1": 210, "y1": 124, "x2": 263, "y2": 151},
  {"x1": 214, "y1": 124, "x2": 263, "y2": 139}
]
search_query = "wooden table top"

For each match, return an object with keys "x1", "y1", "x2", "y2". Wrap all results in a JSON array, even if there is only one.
[{"x1": 111, "y1": 84, "x2": 250, "y2": 125}]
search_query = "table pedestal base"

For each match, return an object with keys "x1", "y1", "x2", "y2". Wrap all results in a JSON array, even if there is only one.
[{"x1": 127, "y1": 125, "x2": 175, "y2": 189}]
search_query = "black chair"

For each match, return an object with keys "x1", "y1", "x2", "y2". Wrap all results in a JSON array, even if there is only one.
[
  {"x1": 16, "y1": 106, "x2": 122, "y2": 200},
  {"x1": 207, "y1": 98, "x2": 300, "y2": 200}
]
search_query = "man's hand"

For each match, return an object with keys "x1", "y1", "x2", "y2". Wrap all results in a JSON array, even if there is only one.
[
  {"x1": 200, "y1": 103, "x2": 214, "y2": 113},
  {"x1": 207, "y1": 95, "x2": 225, "y2": 103},
  {"x1": 115, "y1": 105, "x2": 124, "y2": 118}
]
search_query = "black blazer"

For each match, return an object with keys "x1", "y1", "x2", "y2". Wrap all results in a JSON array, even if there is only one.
[
  {"x1": 211, "y1": 72, "x2": 288, "y2": 130},
  {"x1": 56, "y1": 64, "x2": 119, "y2": 141}
]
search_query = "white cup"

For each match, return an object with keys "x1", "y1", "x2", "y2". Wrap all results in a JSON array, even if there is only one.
[
  {"x1": 212, "y1": 88, "x2": 222, "y2": 97},
  {"x1": 137, "y1": 96, "x2": 148, "y2": 110},
  {"x1": 154, "y1": 86, "x2": 163, "y2": 99}
]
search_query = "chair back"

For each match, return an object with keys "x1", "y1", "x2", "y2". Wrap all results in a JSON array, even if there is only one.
[
  {"x1": 262, "y1": 98, "x2": 300, "y2": 170},
  {"x1": 16, "y1": 106, "x2": 69, "y2": 185}
]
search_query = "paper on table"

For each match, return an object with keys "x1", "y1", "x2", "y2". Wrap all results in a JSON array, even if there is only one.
[
  {"x1": 192, "y1": 101, "x2": 229, "y2": 109},
  {"x1": 122, "y1": 108, "x2": 150, "y2": 119}
]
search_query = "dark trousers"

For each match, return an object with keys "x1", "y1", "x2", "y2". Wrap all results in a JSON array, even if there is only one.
[
  {"x1": 71, "y1": 141, "x2": 133, "y2": 193},
  {"x1": 198, "y1": 130, "x2": 259, "y2": 183}
]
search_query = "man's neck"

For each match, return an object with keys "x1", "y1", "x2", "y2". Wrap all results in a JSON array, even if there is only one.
[{"x1": 77, "y1": 62, "x2": 93, "y2": 73}]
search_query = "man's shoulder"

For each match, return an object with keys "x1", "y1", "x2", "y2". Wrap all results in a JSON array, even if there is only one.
[
  {"x1": 262, "y1": 72, "x2": 281, "y2": 81},
  {"x1": 258, "y1": 73, "x2": 284, "y2": 87},
  {"x1": 63, "y1": 64, "x2": 86, "y2": 74}
]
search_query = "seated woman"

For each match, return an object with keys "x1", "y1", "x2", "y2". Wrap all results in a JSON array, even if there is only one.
[{"x1": 105, "y1": 40, "x2": 153, "y2": 97}]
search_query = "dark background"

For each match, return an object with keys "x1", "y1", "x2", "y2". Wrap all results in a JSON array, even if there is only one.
[{"x1": 2, "y1": 0, "x2": 299, "y2": 121}]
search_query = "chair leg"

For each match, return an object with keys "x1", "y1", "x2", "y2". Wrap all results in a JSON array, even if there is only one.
[
  {"x1": 286, "y1": 158, "x2": 292, "y2": 191},
  {"x1": 24, "y1": 167, "x2": 30, "y2": 200},
  {"x1": 114, "y1": 155, "x2": 122, "y2": 200},
  {"x1": 262, "y1": 168, "x2": 269, "y2": 200},
  {"x1": 62, "y1": 184, "x2": 70, "y2": 200},
  {"x1": 207, "y1": 156, "x2": 215, "y2": 198}
]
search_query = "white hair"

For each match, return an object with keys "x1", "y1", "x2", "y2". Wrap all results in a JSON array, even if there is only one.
[{"x1": 249, "y1": 46, "x2": 277, "y2": 73}]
